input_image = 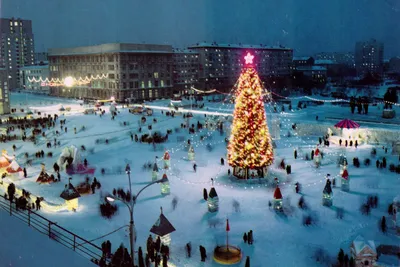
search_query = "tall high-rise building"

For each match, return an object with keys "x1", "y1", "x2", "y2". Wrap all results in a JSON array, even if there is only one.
[
  {"x1": 0, "y1": 18, "x2": 35, "y2": 90},
  {"x1": 355, "y1": 39, "x2": 384, "y2": 76},
  {"x1": 0, "y1": 68, "x2": 10, "y2": 114},
  {"x1": 187, "y1": 42, "x2": 293, "y2": 92}
]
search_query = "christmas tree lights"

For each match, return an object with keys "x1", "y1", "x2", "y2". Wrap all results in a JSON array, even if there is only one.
[{"x1": 228, "y1": 52, "x2": 274, "y2": 179}]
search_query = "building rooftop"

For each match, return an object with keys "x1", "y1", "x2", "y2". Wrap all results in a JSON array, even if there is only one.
[
  {"x1": 188, "y1": 42, "x2": 292, "y2": 50},
  {"x1": 48, "y1": 43, "x2": 173, "y2": 56},
  {"x1": 149, "y1": 211, "x2": 176, "y2": 237},
  {"x1": 19, "y1": 64, "x2": 49, "y2": 70},
  {"x1": 297, "y1": 66, "x2": 327, "y2": 71},
  {"x1": 172, "y1": 49, "x2": 199, "y2": 54},
  {"x1": 314, "y1": 59, "x2": 335, "y2": 65},
  {"x1": 352, "y1": 236, "x2": 376, "y2": 255},
  {"x1": 293, "y1": 56, "x2": 313, "y2": 61}
]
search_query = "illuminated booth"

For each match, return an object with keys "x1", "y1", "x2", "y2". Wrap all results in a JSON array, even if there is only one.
[
  {"x1": 207, "y1": 187, "x2": 219, "y2": 213},
  {"x1": 341, "y1": 169, "x2": 350, "y2": 192},
  {"x1": 160, "y1": 173, "x2": 170, "y2": 195},
  {"x1": 152, "y1": 162, "x2": 159, "y2": 182},
  {"x1": 273, "y1": 186, "x2": 283, "y2": 211},
  {"x1": 60, "y1": 180, "x2": 81, "y2": 211},
  {"x1": 149, "y1": 207, "x2": 176, "y2": 246},
  {"x1": 322, "y1": 179, "x2": 333, "y2": 207}
]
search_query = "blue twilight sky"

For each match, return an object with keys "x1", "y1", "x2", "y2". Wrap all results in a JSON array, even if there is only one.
[{"x1": 1, "y1": 0, "x2": 399, "y2": 57}]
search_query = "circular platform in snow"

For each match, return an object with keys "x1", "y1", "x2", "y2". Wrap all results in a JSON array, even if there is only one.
[{"x1": 213, "y1": 245, "x2": 242, "y2": 265}]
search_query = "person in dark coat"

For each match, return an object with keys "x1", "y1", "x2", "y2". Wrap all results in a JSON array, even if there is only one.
[
  {"x1": 339, "y1": 139, "x2": 342, "y2": 146},
  {"x1": 146, "y1": 235, "x2": 153, "y2": 254},
  {"x1": 162, "y1": 255, "x2": 168, "y2": 267},
  {"x1": 345, "y1": 140, "x2": 348, "y2": 147},
  {"x1": 106, "y1": 240, "x2": 111, "y2": 257},
  {"x1": 186, "y1": 242, "x2": 192, "y2": 258},
  {"x1": 145, "y1": 253, "x2": 150, "y2": 267},
  {"x1": 243, "y1": 232, "x2": 248, "y2": 243},
  {"x1": 35, "y1": 198, "x2": 41, "y2": 210},
  {"x1": 101, "y1": 242, "x2": 106, "y2": 258},
  {"x1": 164, "y1": 245, "x2": 169, "y2": 259},
  {"x1": 155, "y1": 236, "x2": 161, "y2": 253},
  {"x1": 155, "y1": 254, "x2": 161, "y2": 267},
  {"x1": 199, "y1": 245, "x2": 207, "y2": 262},
  {"x1": 91, "y1": 182, "x2": 96, "y2": 194},
  {"x1": 248, "y1": 230, "x2": 253, "y2": 245},
  {"x1": 220, "y1": 157, "x2": 224, "y2": 165},
  {"x1": 193, "y1": 163, "x2": 197, "y2": 172}
]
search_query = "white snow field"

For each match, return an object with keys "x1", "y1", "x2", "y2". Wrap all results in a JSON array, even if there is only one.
[
  {"x1": 0, "y1": 209, "x2": 94, "y2": 267},
  {"x1": 0, "y1": 92, "x2": 399, "y2": 267}
]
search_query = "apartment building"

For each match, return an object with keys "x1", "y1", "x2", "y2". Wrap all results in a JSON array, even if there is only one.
[
  {"x1": 187, "y1": 42, "x2": 293, "y2": 92},
  {"x1": 0, "y1": 18, "x2": 35, "y2": 90},
  {"x1": 172, "y1": 49, "x2": 199, "y2": 95},
  {"x1": 0, "y1": 68, "x2": 10, "y2": 114},
  {"x1": 355, "y1": 39, "x2": 384, "y2": 76},
  {"x1": 19, "y1": 62, "x2": 50, "y2": 93}
]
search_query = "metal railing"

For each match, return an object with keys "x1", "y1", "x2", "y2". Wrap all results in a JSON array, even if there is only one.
[{"x1": 0, "y1": 194, "x2": 107, "y2": 265}]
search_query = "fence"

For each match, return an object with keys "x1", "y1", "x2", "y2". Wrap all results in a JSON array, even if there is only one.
[{"x1": 0, "y1": 194, "x2": 106, "y2": 265}]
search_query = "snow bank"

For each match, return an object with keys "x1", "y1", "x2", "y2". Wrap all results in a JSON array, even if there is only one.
[{"x1": 0, "y1": 210, "x2": 94, "y2": 267}]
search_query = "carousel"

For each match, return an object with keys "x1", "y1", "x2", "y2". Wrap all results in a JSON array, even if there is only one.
[{"x1": 331, "y1": 119, "x2": 362, "y2": 146}]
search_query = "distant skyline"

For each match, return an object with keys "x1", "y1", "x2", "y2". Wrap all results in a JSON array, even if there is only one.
[{"x1": 1, "y1": 0, "x2": 400, "y2": 58}]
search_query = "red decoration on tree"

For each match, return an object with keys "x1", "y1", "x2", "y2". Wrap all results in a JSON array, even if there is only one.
[{"x1": 315, "y1": 148, "x2": 320, "y2": 156}]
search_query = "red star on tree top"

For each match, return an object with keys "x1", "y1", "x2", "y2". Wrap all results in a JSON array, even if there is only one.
[{"x1": 244, "y1": 52, "x2": 254, "y2": 65}]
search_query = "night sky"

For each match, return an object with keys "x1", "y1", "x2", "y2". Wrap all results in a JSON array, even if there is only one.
[{"x1": 1, "y1": 0, "x2": 399, "y2": 57}]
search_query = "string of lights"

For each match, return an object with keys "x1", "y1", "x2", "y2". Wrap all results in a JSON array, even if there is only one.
[
  {"x1": 268, "y1": 90, "x2": 400, "y2": 106},
  {"x1": 27, "y1": 74, "x2": 108, "y2": 87}
]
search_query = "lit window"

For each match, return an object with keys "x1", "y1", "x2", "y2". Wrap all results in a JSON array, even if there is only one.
[
  {"x1": 148, "y1": 81, "x2": 152, "y2": 87},
  {"x1": 154, "y1": 72, "x2": 159, "y2": 78}
]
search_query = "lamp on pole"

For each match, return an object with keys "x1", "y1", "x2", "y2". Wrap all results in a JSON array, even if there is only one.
[{"x1": 106, "y1": 164, "x2": 167, "y2": 266}]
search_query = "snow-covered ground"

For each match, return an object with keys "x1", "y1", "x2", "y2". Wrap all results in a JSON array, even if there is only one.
[
  {"x1": 1, "y1": 92, "x2": 399, "y2": 267},
  {"x1": 0, "y1": 209, "x2": 94, "y2": 267}
]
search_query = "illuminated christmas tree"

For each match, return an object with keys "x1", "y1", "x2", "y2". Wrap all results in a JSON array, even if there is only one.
[{"x1": 228, "y1": 52, "x2": 274, "y2": 179}]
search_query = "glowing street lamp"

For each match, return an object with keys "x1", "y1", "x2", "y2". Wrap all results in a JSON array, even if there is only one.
[
  {"x1": 64, "y1": 76, "x2": 75, "y2": 87},
  {"x1": 106, "y1": 169, "x2": 168, "y2": 266}
]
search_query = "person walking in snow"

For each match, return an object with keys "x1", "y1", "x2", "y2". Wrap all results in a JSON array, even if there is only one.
[
  {"x1": 186, "y1": 242, "x2": 192, "y2": 258},
  {"x1": 199, "y1": 245, "x2": 206, "y2": 262},
  {"x1": 243, "y1": 232, "x2": 248, "y2": 243},
  {"x1": 193, "y1": 163, "x2": 197, "y2": 172},
  {"x1": 91, "y1": 181, "x2": 96, "y2": 194},
  {"x1": 35, "y1": 197, "x2": 41, "y2": 210},
  {"x1": 248, "y1": 230, "x2": 253, "y2": 245}
]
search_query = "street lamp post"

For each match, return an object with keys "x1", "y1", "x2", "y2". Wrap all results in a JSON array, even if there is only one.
[{"x1": 107, "y1": 164, "x2": 167, "y2": 266}]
